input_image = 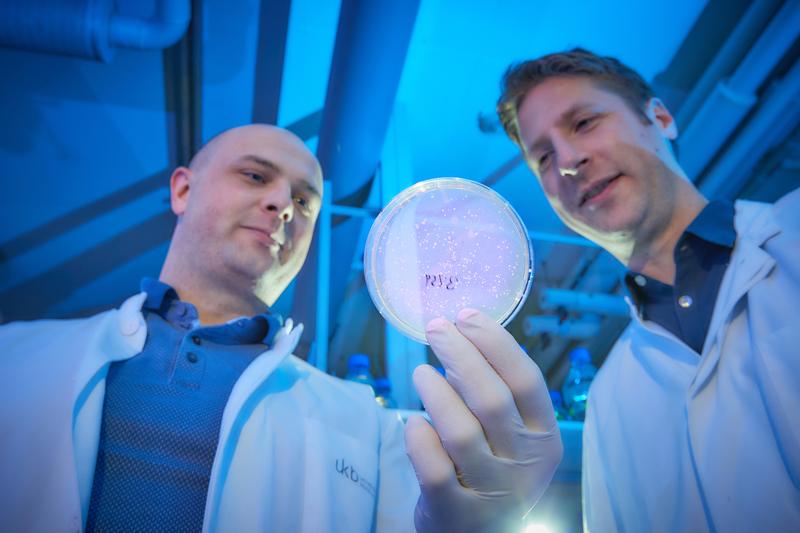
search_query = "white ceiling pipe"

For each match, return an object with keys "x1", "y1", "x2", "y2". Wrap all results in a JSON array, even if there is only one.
[
  {"x1": 675, "y1": 0, "x2": 783, "y2": 129},
  {"x1": 679, "y1": 0, "x2": 800, "y2": 180},
  {"x1": 109, "y1": 0, "x2": 190, "y2": 51},
  {"x1": 700, "y1": 56, "x2": 800, "y2": 200},
  {"x1": 0, "y1": 0, "x2": 189, "y2": 62},
  {"x1": 522, "y1": 315, "x2": 601, "y2": 339},
  {"x1": 539, "y1": 288, "x2": 630, "y2": 317}
]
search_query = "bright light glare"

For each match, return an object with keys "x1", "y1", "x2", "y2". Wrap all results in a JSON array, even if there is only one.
[{"x1": 523, "y1": 524, "x2": 554, "y2": 533}]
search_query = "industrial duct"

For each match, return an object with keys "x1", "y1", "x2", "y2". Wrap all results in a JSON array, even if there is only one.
[
  {"x1": 523, "y1": 316, "x2": 602, "y2": 340},
  {"x1": 0, "y1": 0, "x2": 190, "y2": 62},
  {"x1": 539, "y1": 288, "x2": 630, "y2": 317},
  {"x1": 678, "y1": 0, "x2": 800, "y2": 179}
]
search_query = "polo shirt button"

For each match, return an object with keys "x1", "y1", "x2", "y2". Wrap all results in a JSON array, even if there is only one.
[
  {"x1": 191, "y1": 335, "x2": 202, "y2": 346},
  {"x1": 678, "y1": 295, "x2": 693, "y2": 308},
  {"x1": 187, "y1": 352, "x2": 199, "y2": 363},
  {"x1": 634, "y1": 275, "x2": 647, "y2": 287}
]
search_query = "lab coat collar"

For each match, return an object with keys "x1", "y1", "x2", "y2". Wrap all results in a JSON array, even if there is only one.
[
  {"x1": 74, "y1": 292, "x2": 302, "y2": 420},
  {"x1": 73, "y1": 292, "x2": 148, "y2": 407},
  {"x1": 622, "y1": 199, "x2": 781, "y2": 386}
]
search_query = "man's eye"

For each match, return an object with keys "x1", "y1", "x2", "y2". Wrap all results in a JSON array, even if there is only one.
[
  {"x1": 246, "y1": 172, "x2": 266, "y2": 183},
  {"x1": 575, "y1": 116, "x2": 597, "y2": 132},
  {"x1": 294, "y1": 196, "x2": 310, "y2": 209},
  {"x1": 538, "y1": 152, "x2": 552, "y2": 169}
]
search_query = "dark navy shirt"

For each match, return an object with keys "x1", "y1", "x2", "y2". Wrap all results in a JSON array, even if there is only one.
[
  {"x1": 86, "y1": 279, "x2": 281, "y2": 532},
  {"x1": 624, "y1": 201, "x2": 736, "y2": 355}
]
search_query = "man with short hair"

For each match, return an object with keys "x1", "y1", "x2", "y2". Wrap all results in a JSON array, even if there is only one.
[
  {"x1": 497, "y1": 48, "x2": 800, "y2": 531},
  {"x1": 0, "y1": 124, "x2": 562, "y2": 532}
]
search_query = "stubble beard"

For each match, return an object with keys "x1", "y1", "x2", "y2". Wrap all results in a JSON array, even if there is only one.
[{"x1": 559, "y1": 143, "x2": 682, "y2": 260}]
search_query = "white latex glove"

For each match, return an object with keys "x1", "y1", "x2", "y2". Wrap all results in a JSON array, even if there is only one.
[{"x1": 405, "y1": 308, "x2": 562, "y2": 533}]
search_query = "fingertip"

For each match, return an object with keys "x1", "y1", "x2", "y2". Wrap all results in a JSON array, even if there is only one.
[
  {"x1": 403, "y1": 414, "x2": 456, "y2": 491},
  {"x1": 404, "y1": 414, "x2": 433, "y2": 459},
  {"x1": 455, "y1": 308, "x2": 496, "y2": 333},
  {"x1": 412, "y1": 363, "x2": 434, "y2": 380},
  {"x1": 455, "y1": 308, "x2": 480, "y2": 323},
  {"x1": 412, "y1": 364, "x2": 444, "y2": 396},
  {"x1": 425, "y1": 317, "x2": 449, "y2": 335},
  {"x1": 405, "y1": 413, "x2": 428, "y2": 432}
]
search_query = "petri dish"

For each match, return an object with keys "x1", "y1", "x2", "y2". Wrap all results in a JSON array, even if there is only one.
[{"x1": 364, "y1": 177, "x2": 534, "y2": 344}]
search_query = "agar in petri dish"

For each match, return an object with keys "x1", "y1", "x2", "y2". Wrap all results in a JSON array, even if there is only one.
[{"x1": 363, "y1": 177, "x2": 534, "y2": 344}]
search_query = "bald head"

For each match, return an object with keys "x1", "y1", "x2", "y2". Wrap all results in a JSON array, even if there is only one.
[{"x1": 189, "y1": 124, "x2": 320, "y2": 178}]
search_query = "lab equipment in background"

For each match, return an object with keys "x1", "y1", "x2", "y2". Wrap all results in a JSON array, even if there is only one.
[
  {"x1": 374, "y1": 377, "x2": 398, "y2": 408},
  {"x1": 345, "y1": 353, "x2": 375, "y2": 393},
  {"x1": 561, "y1": 347, "x2": 597, "y2": 421}
]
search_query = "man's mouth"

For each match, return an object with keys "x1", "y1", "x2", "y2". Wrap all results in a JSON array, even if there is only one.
[
  {"x1": 243, "y1": 226, "x2": 284, "y2": 248},
  {"x1": 579, "y1": 174, "x2": 622, "y2": 207}
]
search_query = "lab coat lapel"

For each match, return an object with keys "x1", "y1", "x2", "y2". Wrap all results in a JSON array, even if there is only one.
[
  {"x1": 215, "y1": 322, "x2": 302, "y2": 440},
  {"x1": 73, "y1": 292, "x2": 148, "y2": 525},
  {"x1": 690, "y1": 201, "x2": 780, "y2": 397},
  {"x1": 73, "y1": 292, "x2": 148, "y2": 394},
  {"x1": 203, "y1": 323, "x2": 302, "y2": 532}
]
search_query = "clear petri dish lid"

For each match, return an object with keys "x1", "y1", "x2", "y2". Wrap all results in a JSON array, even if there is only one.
[{"x1": 364, "y1": 177, "x2": 534, "y2": 344}]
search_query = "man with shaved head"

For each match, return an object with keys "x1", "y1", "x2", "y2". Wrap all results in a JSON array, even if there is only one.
[
  {"x1": 0, "y1": 124, "x2": 562, "y2": 532},
  {"x1": 163, "y1": 124, "x2": 323, "y2": 319}
]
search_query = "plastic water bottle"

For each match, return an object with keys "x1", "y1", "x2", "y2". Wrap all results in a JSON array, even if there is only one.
[
  {"x1": 561, "y1": 347, "x2": 597, "y2": 421},
  {"x1": 345, "y1": 354, "x2": 375, "y2": 393},
  {"x1": 374, "y1": 377, "x2": 398, "y2": 408},
  {"x1": 549, "y1": 390, "x2": 569, "y2": 421}
]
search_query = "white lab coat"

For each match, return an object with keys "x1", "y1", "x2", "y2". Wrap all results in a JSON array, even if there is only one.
[
  {"x1": 583, "y1": 188, "x2": 800, "y2": 532},
  {"x1": 0, "y1": 294, "x2": 419, "y2": 532}
]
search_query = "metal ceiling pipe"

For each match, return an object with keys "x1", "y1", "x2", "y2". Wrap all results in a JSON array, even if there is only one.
[
  {"x1": 700, "y1": 56, "x2": 800, "y2": 200},
  {"x1": 675, "y1": 0, "x2": 783, "y2": 129},
  {"x1": 679, "y1": 0, "x2": 800, "y2": 180},
  {"x1": 539, "y1": 288, "x2": 629, "y2": 317},
  {"x1": 0, "y1": 0, "x2": 190, "y2": 62},
  {"x1": 315, "y1": 0, "x2": 421, "y2": 204},
  {"x1": 291, "y1": 0, "x2": 421, "y2": 360},
  {"x1": 523, "y1": 316, "x2": 601, "y2": 340},
  {"x1": 109, "y1": 0, "x2": 190, "y2": 51}
]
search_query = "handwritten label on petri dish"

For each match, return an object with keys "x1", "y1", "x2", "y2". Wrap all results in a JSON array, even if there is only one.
[{"x1": 424, "y1": 274, "x2": 460, "y2": 290}]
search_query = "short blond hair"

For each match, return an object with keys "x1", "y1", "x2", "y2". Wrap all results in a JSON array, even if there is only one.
[{"x1": 497, "y1": 48, "x2": 655, "y2": 148}]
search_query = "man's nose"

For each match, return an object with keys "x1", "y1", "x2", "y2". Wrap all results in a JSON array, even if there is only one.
[
  {"x1": 263, "y1": 181, "x2": 294, "y2": 223},
  {"x1": 553, "y1": 136, "x2": 588, "y2": 178}
]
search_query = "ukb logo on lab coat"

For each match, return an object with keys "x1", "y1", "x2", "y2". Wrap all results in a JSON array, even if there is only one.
[{"x1": 302, "y1": 417, "x2": 379, "y2": 531}]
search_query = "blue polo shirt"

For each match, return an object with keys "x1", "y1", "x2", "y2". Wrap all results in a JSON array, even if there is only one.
[
  {"x1": 624, "y1": 201, "x2": 736, "y2": 355},
  {"x1": 86, "y1": 279, "x2": 282, "y2": 532}
]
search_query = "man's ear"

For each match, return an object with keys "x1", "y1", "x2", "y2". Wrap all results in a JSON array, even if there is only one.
[
  {"x1": 169, "y1": 166, "x2": 192, "y2": 216},
  {"x1": 646, "y1": 98, "x2": 678, "y2": 140}
]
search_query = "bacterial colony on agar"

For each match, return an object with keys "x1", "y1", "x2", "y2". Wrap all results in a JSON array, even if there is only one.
[{"x1": 364, "y1": 177, "x2": 534, "y2": 344}]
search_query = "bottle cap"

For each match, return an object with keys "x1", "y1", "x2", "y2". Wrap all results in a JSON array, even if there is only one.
[
  {"x1": 364, "y1": 177, "x2": 534, "y2": 344},
  {"x1": 374, "y1": 377, "x2": 392, "y2": 392},
  {"x1": 569, "y1": 347, "x2": 592, "y2": 364},
  {"x1": 348, "y1": 353, "x2": 371, "y2": 369}
]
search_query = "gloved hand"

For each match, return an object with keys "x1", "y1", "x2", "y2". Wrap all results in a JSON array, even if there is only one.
[{"x1": 405, "y1": 308, "x2": 562, "y2": 533}]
